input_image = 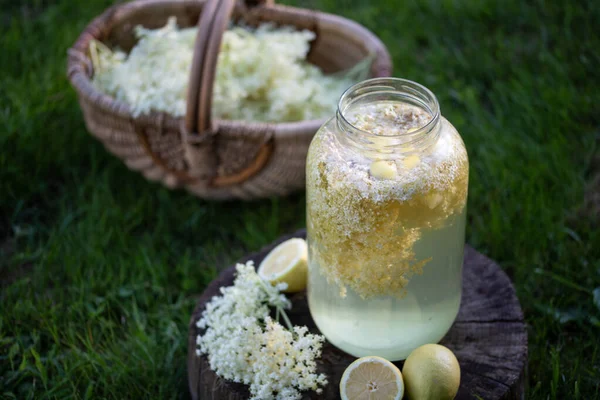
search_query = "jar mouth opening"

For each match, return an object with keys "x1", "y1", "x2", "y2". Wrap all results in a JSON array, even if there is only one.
[{"x1": 336, "y1": 77, "x2": 441, "y2": 141}]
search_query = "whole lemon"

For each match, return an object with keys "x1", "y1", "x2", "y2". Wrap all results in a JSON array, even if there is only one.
[{"x1": 402, "y1": 344, "x2": 460, "y2": 400}]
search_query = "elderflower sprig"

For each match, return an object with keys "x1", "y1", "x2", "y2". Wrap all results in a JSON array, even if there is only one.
[{"x1": 196, "y1": 261, "x2": 327, "y2": 400}]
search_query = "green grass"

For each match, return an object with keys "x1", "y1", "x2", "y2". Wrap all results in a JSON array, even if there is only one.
[{"x1": 1, "y1": 0, "x2": 599, "y2": 398}]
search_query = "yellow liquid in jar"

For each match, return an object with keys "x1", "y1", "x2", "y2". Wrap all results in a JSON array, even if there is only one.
[{"x1": 307, "y1": 208, "x2": 465, "y2": 361}]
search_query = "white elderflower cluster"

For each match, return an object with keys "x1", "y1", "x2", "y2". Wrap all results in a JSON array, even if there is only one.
[
  {"x1": 91, "y1": 17, "x2": 356, "y2": 122},
  {"x1": 196, "y1": 261, "x2": 327, "y2": 400}
]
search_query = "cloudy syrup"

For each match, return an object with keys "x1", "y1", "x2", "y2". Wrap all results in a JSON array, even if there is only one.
[{"x1": 306, "y1": 79, "x2": 469, "y2": 361}]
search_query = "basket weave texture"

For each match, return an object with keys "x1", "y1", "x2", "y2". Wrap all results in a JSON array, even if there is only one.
[{"x1": 67, "y1": 0, "x2": 392, "y2": 200}]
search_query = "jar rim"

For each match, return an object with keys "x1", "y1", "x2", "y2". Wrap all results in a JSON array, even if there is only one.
[{"x1": 336, "y1": 78, "x2": 441, "y2": 151}]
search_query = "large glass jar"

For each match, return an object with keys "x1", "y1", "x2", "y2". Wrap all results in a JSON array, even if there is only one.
[{"x1": 306, "y1": 78, "x2": 469, "y2": 361}]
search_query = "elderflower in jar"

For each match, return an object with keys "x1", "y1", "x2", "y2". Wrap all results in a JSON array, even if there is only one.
[{"x1": 306, "y1": 78, "x2": 469, "y2": 361}]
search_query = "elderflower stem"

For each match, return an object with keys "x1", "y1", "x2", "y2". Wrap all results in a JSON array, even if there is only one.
[
  {"x1": 277, "y1": 306, "x2": 294, "y2": 332},
  {"x1": 257, "y1": 277, "x2": 294, "y2": 331}
]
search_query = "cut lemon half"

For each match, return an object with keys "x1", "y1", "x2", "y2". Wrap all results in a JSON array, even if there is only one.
[
  {"x1": 340, "y1": 356, "x2": 404, "y2": 400},
  {"x1": 257, "y1": 238, "x2": 308, "y2": 293}
]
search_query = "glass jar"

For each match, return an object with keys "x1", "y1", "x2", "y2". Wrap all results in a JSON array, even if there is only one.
[{"x1": 306, "y1": 78, "x2": 469, "y2": 361}]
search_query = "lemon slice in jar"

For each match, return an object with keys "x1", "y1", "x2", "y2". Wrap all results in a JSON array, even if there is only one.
[
  {"x1": 257, "y1": 238, "x2": 308, "y2": 293},
  {"x1": 340, "y1": 356, "x2": 405, "y2": 400}
]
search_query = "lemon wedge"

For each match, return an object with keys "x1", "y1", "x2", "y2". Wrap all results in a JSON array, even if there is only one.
[
  {"x1": 257, "y1": 238, "x2": 308, "y2": 293},
  {"x1": 340, "y1": 356, "x2": 404, "y2": 400},
  {"x1": 402, "y1": 154, "x2": 420, "y2": 170},
  {"x1": 370, "y1": 160, "x2": 398, "y2": 180}
]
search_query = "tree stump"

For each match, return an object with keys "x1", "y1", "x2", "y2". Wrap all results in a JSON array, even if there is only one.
[{"x1": 188, "y1": 230, "x2": 527, "y2": 400}]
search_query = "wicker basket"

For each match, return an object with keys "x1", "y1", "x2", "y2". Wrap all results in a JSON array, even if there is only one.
[{"x1": 67, "y1": 0, "x2": 392, "y2": 200}]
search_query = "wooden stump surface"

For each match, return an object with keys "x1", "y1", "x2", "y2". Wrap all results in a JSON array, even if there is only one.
[{"x1": 188, "y1": 230, "x2": 527, "y2": 400}]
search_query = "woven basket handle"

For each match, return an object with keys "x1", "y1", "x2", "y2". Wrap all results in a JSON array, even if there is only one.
[
  {"x1": 182, "y1": 0, "x2": 276, "y2": 187},
  {"x1": 184, "y1": 0, "x2": 274, "y2": 136}
]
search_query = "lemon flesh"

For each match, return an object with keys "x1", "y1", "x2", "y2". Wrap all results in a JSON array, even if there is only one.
[
  {"x1": 340, "y1": 356, "x2": 404, "y2": 400},
  {"x1": 402, "y1": 344, "x2": 460, "y2": 400},
  {"x1": 257, "y1": 238, "x2": 308, "y2": 293}
]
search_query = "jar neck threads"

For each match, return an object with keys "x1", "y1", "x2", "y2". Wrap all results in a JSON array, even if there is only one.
[{"x1": 336, "y1": 78, "x2": 441, "y2": 158}]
